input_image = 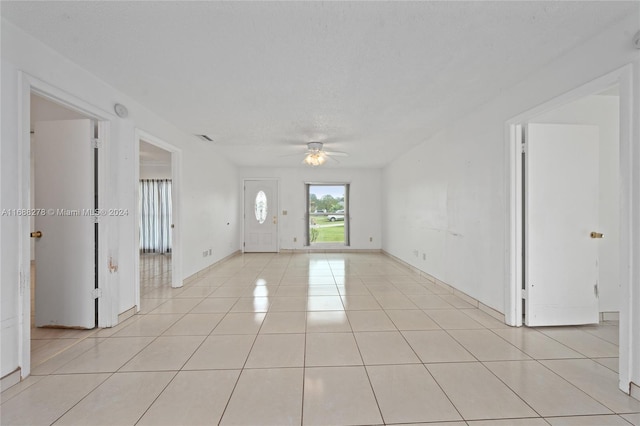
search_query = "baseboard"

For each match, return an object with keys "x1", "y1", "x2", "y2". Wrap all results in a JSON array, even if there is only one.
[
  {"x1": 631, "y1": 382, "x2": 640, "y2": 401},
  {"x1": 118, "y1": 306, "x2": 136, "y2": 323},
  {"x1": 600, "y1": 311, "x2": 620, "y2": 321},
  {"x1": 282, "y1": 248, "x2": 383, "y2": 253},
  {"x1": 382, "y1": 250, "x2": 505, "y2": 322},
  {"x1": 1, "y1": 368, "x2": 21, "y2": 392},
  {"x1": 183, "y1": 250, "x2": 242, "y2": 284}
]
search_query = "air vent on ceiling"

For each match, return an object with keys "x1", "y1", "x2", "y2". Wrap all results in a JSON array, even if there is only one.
[{"x1": 197, "y1": 134, "x2": 214, "y2": 142}]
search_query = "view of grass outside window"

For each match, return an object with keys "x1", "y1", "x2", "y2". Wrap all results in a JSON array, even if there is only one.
[{"x1": 308, "y1": 184, "x2": 348, "y2": 245}]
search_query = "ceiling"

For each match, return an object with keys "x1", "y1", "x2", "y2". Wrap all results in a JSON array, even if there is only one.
[{"x1": 2, "y1": 1, "x2": 635, "y2": 168}]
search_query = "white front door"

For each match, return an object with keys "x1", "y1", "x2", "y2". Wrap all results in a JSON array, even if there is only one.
[
  {"x1": 34, "y1": 119, "x2": 96, "y2": 329},
  {"x1": 525, "y1": 123, "x2": 600, "y2": 326},
  {"x1": 244, "y1": 180, "x2": 278, "y2": 252}
]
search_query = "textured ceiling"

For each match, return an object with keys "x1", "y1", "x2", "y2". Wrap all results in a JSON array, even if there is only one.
[{"x1": 2, "y1": 1, "x2": 635, "y2": 168}]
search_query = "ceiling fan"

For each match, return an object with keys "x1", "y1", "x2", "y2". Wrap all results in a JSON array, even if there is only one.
[{"x1": 301, "y1": 142, "x2": 348, "y2": 166}]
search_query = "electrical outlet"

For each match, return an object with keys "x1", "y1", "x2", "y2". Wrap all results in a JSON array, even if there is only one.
[
  {"x1": 208, "y1": 248, "x2": 212, "y2": 256},
  {"x1": 369, "y1": 237, "x2": 373, "y2": 242},
  {"x1": 422, "y1": 253, "x2": 426, "y2": 261},
  {"x1": 202, "y1": 250, "x2": 208, "y2": 257}
]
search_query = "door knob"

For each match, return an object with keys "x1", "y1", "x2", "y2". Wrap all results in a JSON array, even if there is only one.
[
  {"x1": 30, "y1": 231, "x2": 42, "y2": 238},
  {"x1": 590, "y1": 232, "x2": 604, "y2": 239}
]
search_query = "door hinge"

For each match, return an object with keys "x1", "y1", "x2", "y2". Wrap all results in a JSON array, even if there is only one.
[
  {"x1": 92, "y1": 215, "x2": 100, "y2": 224},
  {"x1": 521, "y1": 142, "x2": 526, "y2": 154},
  {"x1": 521, "y1": 289, "x2": 527, "y2": 299},
  {"x1": 92, "y1": 288, "x2": 102, "y2": 299},
  {"x1": 594, "y1": 283, "x2": 599, "y2": 298},
  {"x1": 92, "y1": 138, "x2": 102, "y2": 149}
]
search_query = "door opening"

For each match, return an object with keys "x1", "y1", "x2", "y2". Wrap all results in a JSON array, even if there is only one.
[
  {"x1": 506, "y1": 67, "x2": 634, "y2": 395},
  {"x1": 139, "y1": 140, "x2": 174, "y2": 296},
  {"x1": 134, "y1": 130, "x2": 183, "y2": 315},
  {"x1": 29, "y1": 93, "x2": 100, "y2": 369}
]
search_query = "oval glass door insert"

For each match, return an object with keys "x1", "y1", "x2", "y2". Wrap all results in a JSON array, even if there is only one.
[{"x1": 255, "y1": 190, "x2": 267, "y2": 224}]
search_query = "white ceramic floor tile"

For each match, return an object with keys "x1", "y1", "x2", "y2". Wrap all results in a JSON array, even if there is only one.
[
  {"x1": 621, "y1": 413, "x2": 640, "y2": 425},
  {"x1": 537, "y1": 328, "x2": 619, "y2": 358},
  {"x1": 183, "y1": 334, "x2": 255, "y2": 370},
  {"x1": 260, "y1": 311, "x2": 306, "y2": 333},
  {"x1": 449, "y1": 329, "x2": 531, "y2": 361},
  {"x1": 303, "y1": 366, "x2": 383, "y2": 426},
  {"x1": 386, "y1": 309, "x2": 441, "y2": 330},
  {"x1": 54, "y1": 372, "x2": 175, "y2": 425},
  {"x1": 211, "y1": 312, "x2": 266, "y2": 334},
  {"x1": 468, "y1": 420, "x2": 549, "y2": 426},
  {"x1": 306, "y1": 311, "x2": 352, "y2": 332},
  {"x1": 306, "y1": 296, "x2": 345, "y2": 311},
  {"x1": 407, "y1": 295, "x2": 454, "y2": 309},
  {"x1": 220, "y1": 368, "x2": 303, "y2": 425},
  {"x1": 0, "y1": 374, "x2": 109, "y2": 426},
  {"x1": 112, "y1": 314, "x2": 183, "y2": 337},
  {"x1": 367, "y1": 364, "x2": 462, "y2": 424},
  {"x1": 189, "y1": 297, "x2": 238, "y2": 313},
  {"x1": 305, "y1": 332, "x2": 362, "y2": 366},
  {"x1": 427, "y1": 362, "x2": 538, "y2": 420},
  {"x1": 30, "y1": 338, "x2": 103, "y2": 376},
  {"x1": 424, "y1": 309, "x2": 485, "y2": 329},
  {"x1": 340, "y1": 294, "x2": 382, "y2": 310},
  {"x1": 120, "y1": 335, "x2": 205, "y2": 371},
  {"x1": 268, "y1": 296, "x2": 308, "y2": 311},
  {"x1": 492, "y1": 327, "x2": 585, "y2": 359},
  {"x1": 485, "y1": 360, "x2": 611, "y2": 417},
  {"x1": 148, "y1": 297, "x2": 202, "y2": 314},
  {"x1": 540, "y1": 359, "x2": 640, "y2": 413},
  {"x1": 354, "y1": 331, "x2": 420, "y2": 365},
  {"x1": 347, "y1": 310, "x2": 397, "y2": 331},
  {"x1": 162, "y1": 313, "x2": 224, "y2": 336},
  {"x1": 593, "y1": 357, "x2": 619, "y2": 373},
  {"x1": 55, "y1": 337, "x2": 154, "y2": 373},
  {"x1": 228, "y1": 296, "x2": 271, "y2": 312},
  {"x1": 402, "y1": 330, "x2": 475, "y2": 363},
  {"x1": 461, "y1": 308, "x2": 511, "y2": 329},
  {"x1": 545, "y1": 414, "x2": 633, "y2": 425},
  {"x1": 137, "y1": 370, "x2": 240, "y2": 425},
  {"x1": 245, "y1": 333, "x2": 305, "y2": 368}
]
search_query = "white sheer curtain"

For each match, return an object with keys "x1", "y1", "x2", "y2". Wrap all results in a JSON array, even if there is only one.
[{"x1": 139, "y1": 179, "x2": 172, "y2": 253}]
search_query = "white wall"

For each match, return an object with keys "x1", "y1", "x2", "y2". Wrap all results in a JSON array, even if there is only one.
[
  {"x1": 239, "y1": 167, "x2": 382, "y2": 251},
  {"x1": 1, "y1": 19, "x2": 240, "y2": 378},
  {"x1": 140, "y1": 164, "x2": 172, "y2": 179},
  {"x1": 532, "y1": 94, "x2": 620, "y2": 313}
]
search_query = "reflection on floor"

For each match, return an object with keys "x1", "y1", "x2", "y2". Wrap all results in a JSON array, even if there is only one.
[
  {"x1": 7, "y1": 253, "x2": 638, "y2": 426},
  {"x1": 140, "y1": 253, "x2": 172, "y2": 297}
]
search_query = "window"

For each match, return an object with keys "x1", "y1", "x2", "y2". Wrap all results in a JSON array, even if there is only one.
[{"x1": 306, "y1": 183, "x2": 349, "y2": 246}]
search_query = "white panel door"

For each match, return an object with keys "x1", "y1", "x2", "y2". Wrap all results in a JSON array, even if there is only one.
[
  {"x1": 525, "y1": 123, "x2": 600, "y2": 326},
  {"x1": 34, "y1": 119, "x2": 96, "y2": 329},
  {"x1": 244, "y1": 180, "x2": 278, "y2": 252}
]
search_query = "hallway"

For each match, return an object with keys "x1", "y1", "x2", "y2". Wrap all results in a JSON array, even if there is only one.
[{"x1": 3, "y1": 252, "x2": 639, "y2": 425}]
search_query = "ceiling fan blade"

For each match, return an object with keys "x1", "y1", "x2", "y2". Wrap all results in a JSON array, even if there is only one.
[{"x1": 324, "y1": 151, "x2": 349, "y2": 157}]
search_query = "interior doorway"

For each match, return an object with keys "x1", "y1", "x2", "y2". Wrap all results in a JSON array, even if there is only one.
[
  {"x1": 134, "y1": 130, "x2": 183, "y2": 313},
  {"x1": 139, "y1": 140, "x2": 173, "y2": 296},
  {"x1": 27, "y1": 92, "x2": 105, "y2": 372},
  {"x1": 506, "y1": 66, "x2": 634, "y2": 395}
]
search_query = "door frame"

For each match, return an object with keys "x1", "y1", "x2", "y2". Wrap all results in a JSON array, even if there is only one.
[
  {"x1": 134, "y1": 129, "x2": 183, "y2": 311},
  {"x1": 504, "y1": 65, "x2": 635, "y2": 394},
  {"x1": 242, "y1": 178, "x2": 280, "y2": 253},
  {"x1": 18, "y1": 72, "x2": 116, "y2": 378}
]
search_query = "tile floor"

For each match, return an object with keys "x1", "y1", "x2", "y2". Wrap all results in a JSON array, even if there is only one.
[{"x1": 3, "y1": 252, "x2": 639, "y2": 425}]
